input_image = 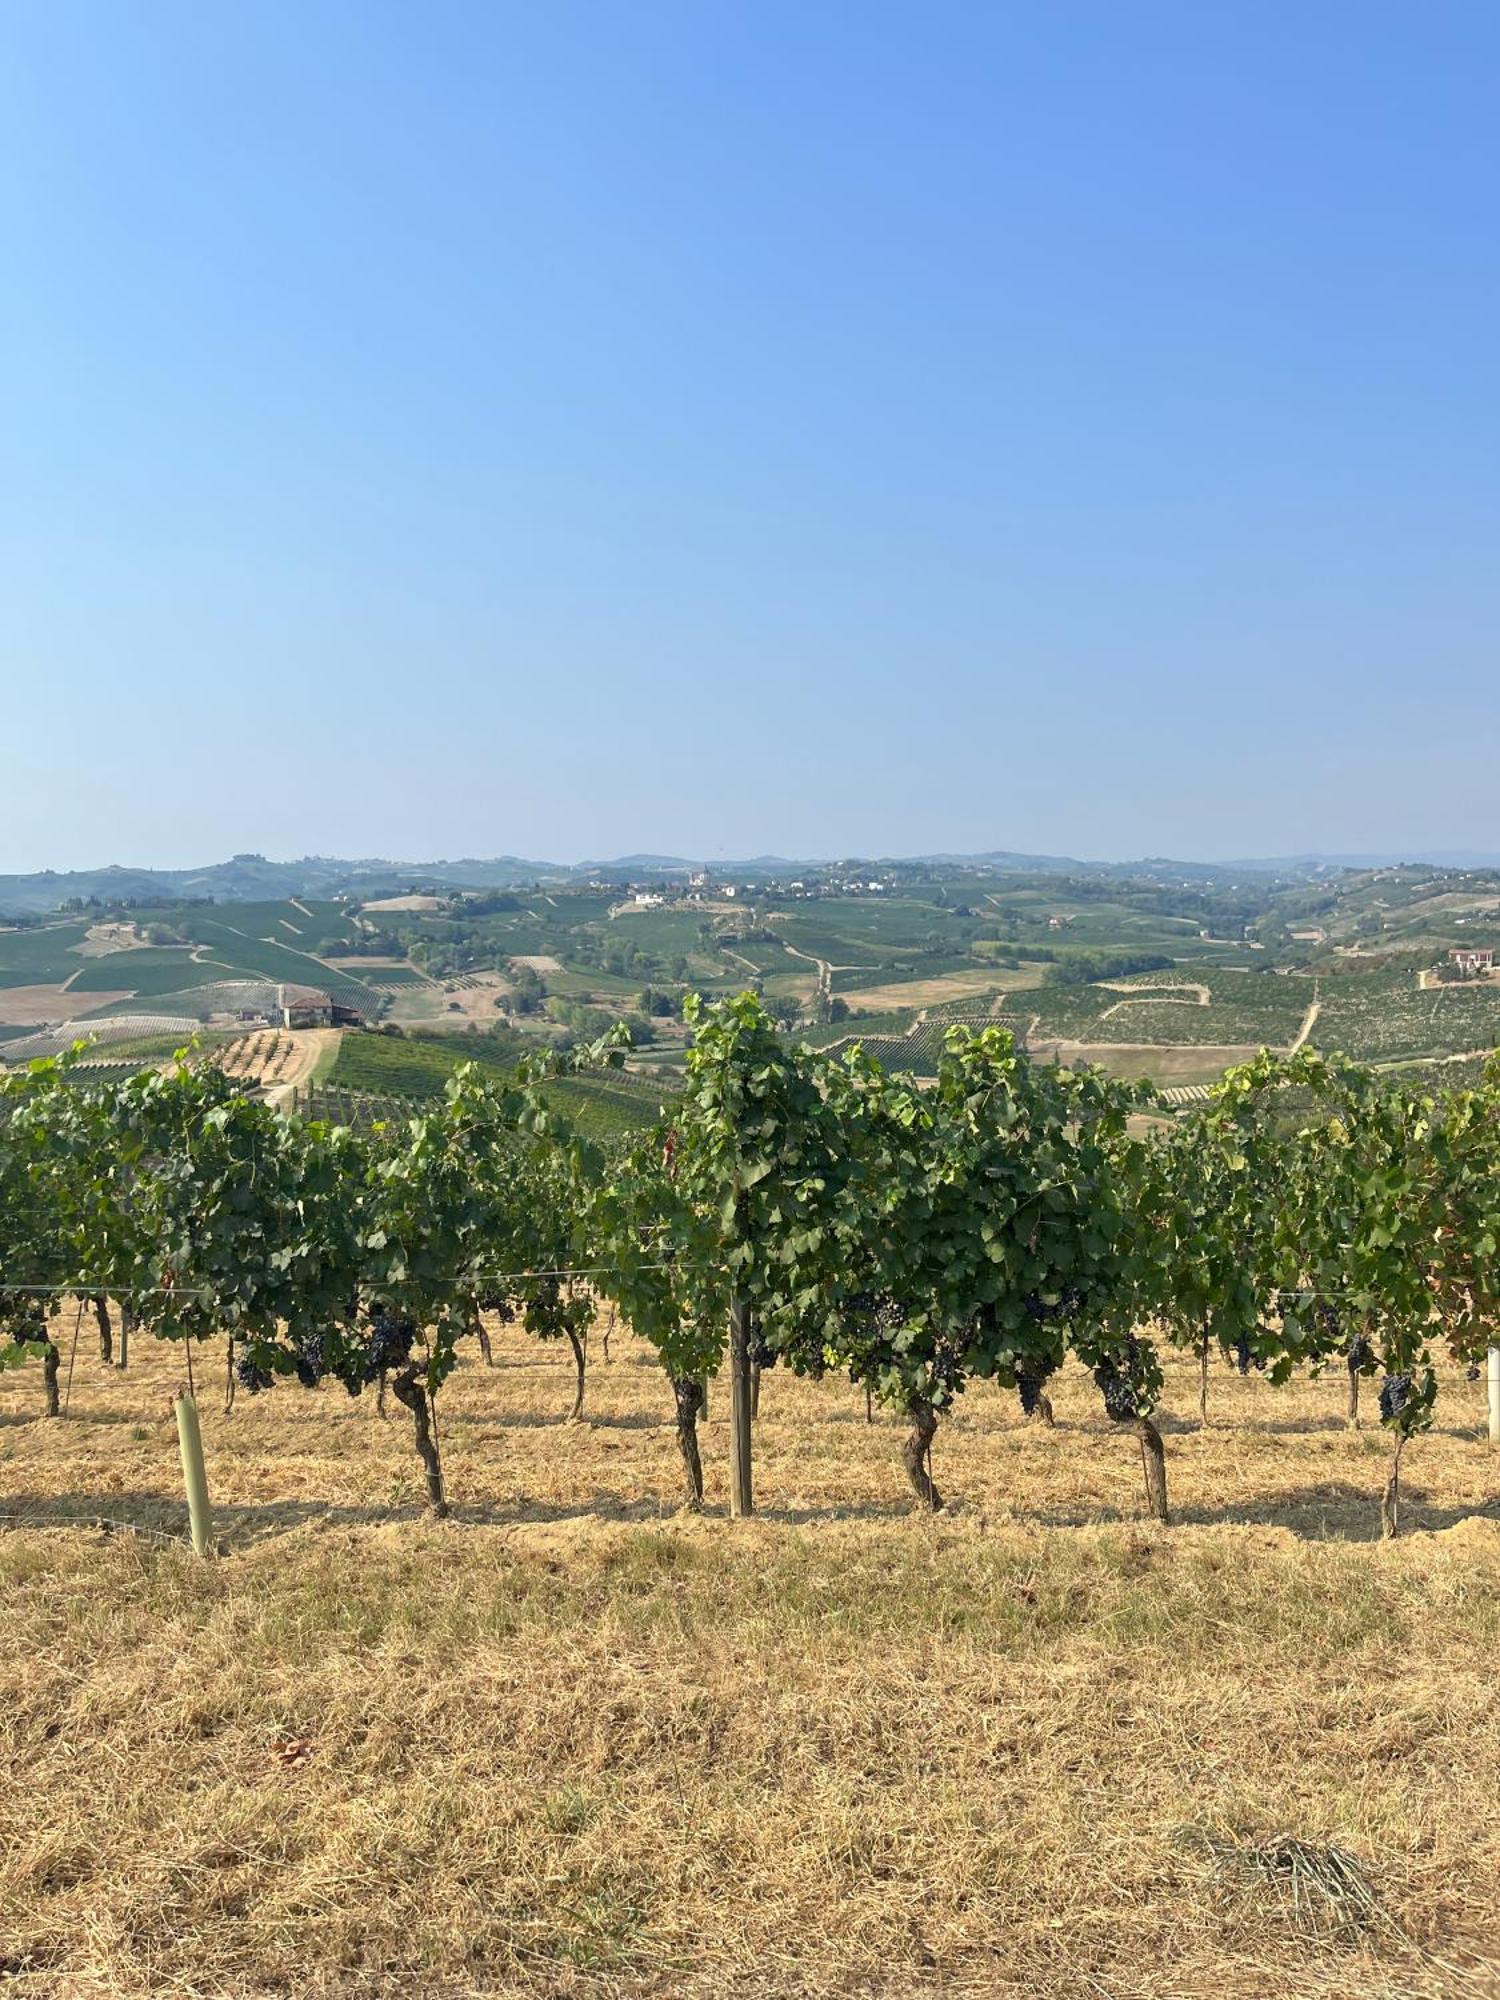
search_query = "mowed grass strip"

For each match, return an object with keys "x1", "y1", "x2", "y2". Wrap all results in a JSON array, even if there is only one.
[
  {"x1": 3, "y1": 1512, "x2": 1499, "y2": 1998},
  {"x1": 2, "y1": 1326, "x2": 1500, "y2": 1996}
]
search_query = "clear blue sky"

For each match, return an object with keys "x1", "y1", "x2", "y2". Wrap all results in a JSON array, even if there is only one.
[{"x1": 4, "y1": 2, "x2": 1498, "y2": 870}]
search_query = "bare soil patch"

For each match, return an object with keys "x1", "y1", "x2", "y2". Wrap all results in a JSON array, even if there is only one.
[
  {"x1": 839, "y1": 968, "x2": 1010, "y2": 1010},
  {"x1": 74, "y1": 921, "x2": 147, "y2": 958},
  {"x1": 0, "y1": 984, "x2": 131, "y2": 1027},
  {"x1": 361, "y1": 893, "x2": 444, "y2": 913},
  {"x1": 510, "y1": 954, "x2": 564, "y2": 972},
  {"x1": 391, "y1": 970, "x2": 513, "y2": 1029},
  {"x1": 1034, "y1": 1040, "x2": 1264, "y2": 1088}
]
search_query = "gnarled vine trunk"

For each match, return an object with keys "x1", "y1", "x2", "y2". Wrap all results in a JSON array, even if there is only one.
[
  {"x1": 1381, "y1": 1431, "x2": 1408, "y2": 1540},
  {"x1": 1198, "y1": 1330, "x2": 1210, "y2": 1427},
  {"x1": 117, "y1": 1299, "x2": 134, "y2": 1371},
  {"x1": 1134, "y1": 1417, "x2": 1168, "y2": 1523},
  {"x1": 1346, "y1": 1354, "x2": 1361, "y2": 1430},
  {"x1": 671, "y1": 1374, "x2": 705, "y2": 1509},
  {"x1": 901, "y1": 1398, "x2": 943, "y2": 1512},
  {"x1": 566, "y1": 1329, "x2": 586, "y2": 1421},
  {"x1": 390, "y1": 1364, "x2": 448, "y2": 1517},
  {"x1": 93, "y1": 1294, "x2": 112, "y2": 1365},
  {"x1": 749, "y1": 1360, "x2": 762, "y2": 1421},
  {"x1": 474, "y1": 1314, "x2": 494, "y2": 1368},
  {"x1": 43, "y1": 1340, "x2": 61, "y2": 1418}
]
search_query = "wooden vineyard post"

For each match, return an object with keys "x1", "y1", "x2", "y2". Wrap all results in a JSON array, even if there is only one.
[
  {"x1": 1488, "y1": 1347, "x2": 1500, "y2": 1446},
  {"x1": 728, "y1": 1295, "x2": 753, "y2": 1518},
  {"x1": 174, "y1": 1393, "x2": 214, "y2": 1557}
]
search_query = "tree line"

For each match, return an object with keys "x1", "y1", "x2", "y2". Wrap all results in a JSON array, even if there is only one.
[{"x1": 4, "y1": 996, "x2": 1499, "y2": 1540}]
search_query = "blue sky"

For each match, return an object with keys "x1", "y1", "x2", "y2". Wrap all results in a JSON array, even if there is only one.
[{"x1": 4, "y1": 2, "x2": 1498, "y2": 869}]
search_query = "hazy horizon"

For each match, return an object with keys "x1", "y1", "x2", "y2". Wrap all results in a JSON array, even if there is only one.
[
  {"x1": 5, "y1": 3, "x2": 1499, "y2": 872},
  {"x1": 8, "y1": 838, "x2": 1500, "y2": 882}
]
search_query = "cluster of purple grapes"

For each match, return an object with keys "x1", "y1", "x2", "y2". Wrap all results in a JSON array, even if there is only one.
[
  {"x1": 1234, "y1": 1333, "x2": 1267, "y2": 1375},
  {"x1": 1093, "y1": 1338, "x2": 1144, "y2": 1422},
  {"x1": 1024, "y1": 1287, "x2": 1085, "y2": 1325},
  {"x1": 844, "y1": 1291, "x2": 908, "y2": 1337},
  {"x1": 1346, "y1": 1331, "x2": 1373, "y2": 1371},
  {"x1": 1379, "y1": 1372, "x2": 1413, "y2": 1422},
  {"x1": 234, "y1": 1349, "x2": 274, "y2": 1394},
  {"x1": 1016, "y1": 1354, "x2": 1058, "y2": 1417},
  {"x1": 347, "y1": 1309, "x2": 417, "y2": 1391},
  {"x1": 293, "y1": 1330, "x2": 327, "y2": 1390},
  {"x1": 749, "y1": 1321, "x2": 777, "y2": 1370}
]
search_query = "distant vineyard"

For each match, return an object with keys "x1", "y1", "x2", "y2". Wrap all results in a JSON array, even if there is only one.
[
  {"x1": 1015, "y1": 969, "x2": 1312, "y2": 1048},
  {"x1": 330, "y1": 1032, "x2": 511, "y2": 1096},
  {"x1": 353, "y1": 966, "x2": 428, "y2": 989},
  {"x1": 811, "y1": 1010, "x2": 1031, "y2": 1076},
  {"x1": 176, "y1": 918, "x2": 382, "y2": 1009},
  {"x1": 0, "y1": 1014, "x2": 201, "y2": 1064},
  {"x1": 298, "y1": 1070, "x2": 663, "y2": 1145},
  {"x1": 0, "y1": 922, "x2": 92, "y2": 987},
  {"x1": 325, "y1": 1028, "x2": 669, "y2": 1140},
  {"x1": 1314, "y1": 972, "x2": 1500, "y2": 1063},
  {"x1": 65, "y1": 949, "x2": 232, "y2": 995}
]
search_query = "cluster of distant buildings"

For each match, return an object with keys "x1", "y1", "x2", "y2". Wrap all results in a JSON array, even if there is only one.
[{"x1": 619, "y1": 865, "x2": 897, "y2": 912}]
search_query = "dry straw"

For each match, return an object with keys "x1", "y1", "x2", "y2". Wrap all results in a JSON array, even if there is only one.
[{"x1": 2, "y1": 1318, "x2": 1500, "y2": 1998}]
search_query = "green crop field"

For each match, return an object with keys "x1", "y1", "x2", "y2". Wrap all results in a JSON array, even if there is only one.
[
  {"x1": 320, "y1": 1029, "x2": 666, "y2": 1143},
  {"x1": 330, "y1": 1030, "x2": 506, "y2": 1096},
  {"x1": 607, "y1": 906, "x2": 722, "y2": 955},
  {"x1": 828, "y1": 955, "x2": 981, "y2": 994},
  {"x1": 795, "y1": 1010, "x2": 919, "y2": 1048},
  {"x1": 185, "y1": 899, "x2": 364, "y2": 952},
  {"x1": 65, "y1": 949, "x2": 232, "y2": 995},
  {"x1": 346, "y1": 968, "x2": 424, "y2": 992},
  {"x1": 176, "y1": 918, "x2": 382, "y2": 1008},
  {"x1": 0, "y1": 921, "x2": 91, "y2": 987},
  {"x1": 540, "y1": 964, "x2": 655, "y2": 999}
]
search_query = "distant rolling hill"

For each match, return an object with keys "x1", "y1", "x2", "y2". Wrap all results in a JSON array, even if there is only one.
[{"x1": 5, "y1": 847, "x2": 1500, "y2": 919}]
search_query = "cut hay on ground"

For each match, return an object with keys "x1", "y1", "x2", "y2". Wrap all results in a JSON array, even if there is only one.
[{"x1": 2, "y1": 1326, "x2": 1499, "y2": 1998}]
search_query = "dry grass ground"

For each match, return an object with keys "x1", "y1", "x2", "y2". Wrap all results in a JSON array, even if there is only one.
[
  {"x1": 836, "y1": 969, "x2": 1017, "y2": 1011},
  {"x1": 2, "y1": 1321, "x2": 1500, "y2": 1999},
  {"x1": 0, "y1": 985, "x2": 132, "y2": 1028},
  {"x1": 75, "y1": 923, "x2": 147, "y2": 959},
  {"x1": 390, "y1": 973, "x2": 512, "y2": 1031},
  {"x1": 1031, "y1": 1042, "x2": 1267, "y2": 1089}
]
